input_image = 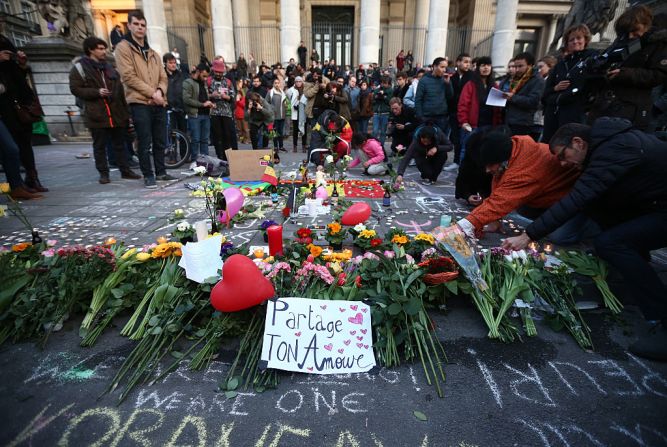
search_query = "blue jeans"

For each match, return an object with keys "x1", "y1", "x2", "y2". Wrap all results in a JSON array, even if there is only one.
[
  {"x1": 273, "y1": 119, "x2": 285, "y2": 149},
  {"x1": 372, "y1": 113, "x2": 389, "y2": 147},
  {"x1": 356, "y1": 118, "x2": 370, "y2": 134},
  {"x1": 422, "y1": 115, "x2": 450, "y2": 137},
  {"x1": 188, "y1": 114, "x2": 211, "y2": 161},
  {"x1": 130, "y1": 104, "x2": 167, "y2": 177},
  {"x1": 0, "y1": 119, "x2": 23, "y2": 187}
]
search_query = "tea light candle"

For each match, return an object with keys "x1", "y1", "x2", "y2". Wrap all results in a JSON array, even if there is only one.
[
  {"x1": 543, "y1": 243, "x2": 553, "y2": 254},
  {"x1": 528, "y1": 241, "x2": 539, "y2": 251},
  {"x1": 156, "y1": 236, "x2": 168, "y2": 244},
  {"x1": 253, "y1": 247, "x2": 265, "y2": 259},
  {"x1": 267, "y1": 225, "x2": 284, "y2": 257},
  {"x1": 104, "y1": 236, "x2": 117, "y2": 246}
]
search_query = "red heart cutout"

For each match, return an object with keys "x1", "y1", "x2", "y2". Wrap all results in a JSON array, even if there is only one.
[
  {"x1": 210, "y1": 254, "x2": 275, "y2": 312},
  {"x1": 341, "y1": 202, "x2": 371, "y2": 226}
]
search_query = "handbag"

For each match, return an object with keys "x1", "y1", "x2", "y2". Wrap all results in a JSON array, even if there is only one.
[{"x1": 14, "y1": 99, "x2": 44, "y2": 124}]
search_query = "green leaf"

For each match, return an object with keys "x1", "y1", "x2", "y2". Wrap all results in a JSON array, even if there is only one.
[
  {"x1": 148, "y1": 315, "x2": 161, "y2": 327},
  {"x1": 224, "y1": 390, "x2": 238, "y2": 399},
  {"x1": 403, "y1": 298, "x2": 422, "y2": 316},
  {"x1": 413, "y1": 410, "x2": 427, "y2": 421},
  {"x1": 388, "y1": 303, "x2": 402, "y2": 315},
  {"x1": 110, "y1": 288, "x2": 125, "y2": 299},
  {"x1": 149, "y1": 326, "x2": 163, "y2": 335},
  {"x1": 444, "y1": 280, "x2": 458, "y2": 295},
  {"x1": 292, "y1": 251, "x2": 301, "y2": 259},
  {"x1": 166, "y1": 322, "x2": 181, "y2": 333},
  {"x1": 404, "y1": 270, "x2": 423, "y2": 290},
  {"x1": 170, "y1": 350, "x2": 184, "y2": 359},
  {"x1": 227, "y1": 377, "x2": 239, "y2": 390},
  {"x1": 194, "y1": 328, "x2": 207, "y2": 338}
]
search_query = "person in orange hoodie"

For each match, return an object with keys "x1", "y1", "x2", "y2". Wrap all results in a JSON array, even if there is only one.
[{"x1": 456, "y1": 131, "x2": 592, "y2": 241}]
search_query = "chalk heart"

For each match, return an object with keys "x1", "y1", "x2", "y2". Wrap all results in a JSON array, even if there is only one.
[
  {"x1": 210, "y1": 254, "x2": 275, "y2": 312},
  {"x1": 348, "y1": 312, "x2": 363, "y2": 325},
  {"x1": 341, "y1": 202, "x2": 372, "y2": 226},
  {"x1": 324, "y1": 343, "x2": 333, "y2": 351}
]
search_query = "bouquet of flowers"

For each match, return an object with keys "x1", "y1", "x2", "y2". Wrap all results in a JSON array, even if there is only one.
[{"x1": 324, "y1": 221, "x2": 347, "y2": 248}]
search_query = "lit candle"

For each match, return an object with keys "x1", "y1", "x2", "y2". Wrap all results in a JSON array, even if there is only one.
[
  {"x1": 528, "y1": 241, "x2": 539, "y2": 251},
  {"x1": 543, "y1": 243, "x2": 553, "y2": 254},
  {"x1": 104, "y1": 236, "x2": 117, "y2": 246},
  {"x1": 267, "y1": 225, "x2": 284, "y2": 257},
  {"x1": 253, "y1": 247, "x2": 265, "y2": 259},
  {"x1": 156, "y1": 236, "x2": 168, "y2": 245}
]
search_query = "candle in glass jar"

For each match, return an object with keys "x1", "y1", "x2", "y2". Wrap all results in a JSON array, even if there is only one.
[
  {"x1": 104, "y1": 236, "x2": 117, "y2": 246},
  {"x1": 543, "y1": 243, "x2": 553, "y2": 254},
  {"x1": 253, "y1": 247, "x2": 265, "y2": 259},
  {"x1": 156, "y1": 236, "x2": 167, "y2": 245},
  {"x1": 267, "y1": 225, "x2": 284, "y2": 257},
  {"x1": 528, "y1": 241, "x2": 539, "y2": 252}
]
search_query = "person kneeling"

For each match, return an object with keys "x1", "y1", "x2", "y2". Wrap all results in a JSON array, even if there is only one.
[
  {"x1": 395, "y1": 125, "x2": 452, "y2": 186},
  {"x1": 349, "y1": 132, "x2": 386, "y2": 175}
]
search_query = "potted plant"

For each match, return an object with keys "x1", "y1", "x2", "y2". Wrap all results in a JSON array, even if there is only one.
[
  {"x1": 172, "y1": 221, "x2": 196, "y2": 244},
  {"x1": 324, "y1": 221, "x2": 347, "y2": 250},
  {"x1": 259, "y1": 219, "x2": 278, "y2": 242}
]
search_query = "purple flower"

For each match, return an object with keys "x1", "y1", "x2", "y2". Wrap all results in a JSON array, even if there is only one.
[
  {"x1": 220, "y1": 242, "x2": 234, "y2": 256},
  {"x1": 260, "y1": 220, "x2": 278, "y2": 231}
]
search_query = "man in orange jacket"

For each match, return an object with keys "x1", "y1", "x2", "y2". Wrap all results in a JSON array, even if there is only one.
[{"x1": 456, "y1": 131, "x2": 591, "y2": 241}]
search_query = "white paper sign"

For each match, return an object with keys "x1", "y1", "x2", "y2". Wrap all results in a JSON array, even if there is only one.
[
  {"x1": 261, "y1": 297, "x2": 376, "y2": 374},
  {"x1": 177, "y1": 235, "x2": 223, "y2": 283},
  {"x1": 486, "y1": 87, "x2": 507, "y2": 107}
]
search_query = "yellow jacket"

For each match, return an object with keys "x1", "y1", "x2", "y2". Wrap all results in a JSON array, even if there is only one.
[{"x1": 114, "y1": 39, "x2": 168, "y2": 105}]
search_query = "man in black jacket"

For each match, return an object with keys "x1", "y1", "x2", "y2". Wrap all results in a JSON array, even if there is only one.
[
  {"x1": 503, "y1": 118, "x2": 667, "y2": 360},
  {"x1": 388, "y1": 97, "x2": 418, "y2": 154},
  {"x1": 164, "y1": 53, "x2": 186, "y2": 132}
]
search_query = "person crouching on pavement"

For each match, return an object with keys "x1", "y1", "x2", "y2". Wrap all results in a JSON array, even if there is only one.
[
  {"x1": 455, "y1": 131, "x2": 589, "y2": 240},
  {"x1": 69, "y1": 37, "x2": 142, "y2": 184},
  {"x1": 395, "y1": 125, "x2": 452, "y2": 186},
  {"x1": 503, "y1": 118, "x2": 667, "y2": 361},
  {"x1": 349, "y1": 132, "x2": 386, "y2": 175}
]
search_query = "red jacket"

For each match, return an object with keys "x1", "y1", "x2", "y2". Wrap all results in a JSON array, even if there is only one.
[
  {"x1": 234, "y1": 95, "x2": 246, "y2": 120},
  {"x1": 457, "y1": 81, "x2": 502, "y2": 128}
]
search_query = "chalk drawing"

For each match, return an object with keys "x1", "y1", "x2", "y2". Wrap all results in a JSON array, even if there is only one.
[
  {"x1": 58, "y1": 407, "x2": 121, "y2": 447},
  {"x1": 335, "y1": 430, "x2": 361, "y2": 447},
  {"x1": 7, "y1": 403, "x2": 74, "y2": 447},
  {"x1": 394, "y1": 219, "x2": 433, "y2": 234},
  {"x1": 610, "y1": 422, "x2": 667, "y2": 446},
  {"x1": 254, "y1": 424, "x2": 272, "y2": 447},
  {"x1": 504, "y1": 363, "x2": 556, "y2": 407},
  {"x1": 408, "y1": 366, "x2": 421, "y2": 392},
  {"x1": 588, "y1": 360, "x2": 643, "y2": 396},
  {"x1": 547, "y1": 361, "x2": 607, "y2": 396},
  {"x1": 109, "y1": 408, "x2": 164, "y2": 447},
  {"x1": 216, "y1": 422, "x2": 235, "y2": 447},
  {"x1": 265, "y1": 423, "x2": 311, "y2": 447},
  {"x1": 469, "y1": 348, "x2": 502, "y2": 408},
  {"x1": 165, "y1": 415, "x2": 207, "y2": 447},
  {"x1": 628, "y1": 353, "x2": 667, "y2": 397},
  {"x1": 229, "y1": 392, "x2": 255, "y2": 416},
  {"x1": 275, "y1": 390, "x2": 304, "y2": 413},
  {"x1": 313, "y1": 387, "x2": 338, "y2": 415},
  {"x1": 341, "y1": 392, "x2": 366, "y2": 413}
]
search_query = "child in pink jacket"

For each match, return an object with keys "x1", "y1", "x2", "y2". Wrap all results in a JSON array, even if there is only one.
[{"x1": 349, "y1": 132, "x2": 387, "y2": 175}]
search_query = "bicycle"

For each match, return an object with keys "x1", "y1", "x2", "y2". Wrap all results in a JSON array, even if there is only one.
[{"x1": 164, "y1": 109, "x2": 190, "y2": 169}]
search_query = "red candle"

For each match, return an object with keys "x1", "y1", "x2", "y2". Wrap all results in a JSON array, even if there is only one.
[{"x1": 267, "y1": 225, "x2": 283, "y2": 257}]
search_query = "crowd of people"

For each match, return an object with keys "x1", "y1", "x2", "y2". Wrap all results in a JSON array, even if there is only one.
[{"x1": 1, "y1": 6, "x2": 667, "y2": 359}]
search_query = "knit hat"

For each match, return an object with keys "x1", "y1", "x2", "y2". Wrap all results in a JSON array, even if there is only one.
[
  {"x1": 479, "y1": 132, "x2": 513, "y2": 166},
  {"x1": 295, "y1": 76, "x2": 303, "y2": 82},
  {"x1": 211, "y1": 59, "x2": 226, "y2": 73}
]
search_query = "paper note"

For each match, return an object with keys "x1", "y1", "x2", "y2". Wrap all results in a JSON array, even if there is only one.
[
  {"x1": 261, "y1": 297, "x2": 376, "y2": 374},
  {"x1": 178, "y1": 235, "x2": 223, "y2": 283},
  {"x1": 486, "y1": 87, "x2": 507, "y2": 107}
]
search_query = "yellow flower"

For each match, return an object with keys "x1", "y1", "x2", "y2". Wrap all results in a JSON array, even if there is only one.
[
  {"x1": 329, "y1": 261, "x2": 342, "y2": 273},
  {"x1": 151, "y1": 243, "x2": 172, "y2": 258},
  {"x1": 359, "y1": 229, "x2": 377, "y2": 239},
  {"x1": 309, "y1": 245, "x2": 323, "y2": 257},
  {"x1": 414, "y1": 233, "x2": 435, "y2": 244},
  {"x1": 121, "y1": 248, "x2": 137, "y2": 260},
  {"x1": 0, "y1": 183, "x2": 10, "y2": 194},
  {"x1": 12, "y1": 242, "x2": 31, "y2": 252},
  {"x1": 263, "y1": 155, "x2": 271, "y2": 161},
  {"x1": 391, "y1": 235, "x2": 408, "y2": 245},
  {"x1": 328, "y1": 222, "x2": 342, "y2": 235},
  {"x1": 136, "y1": 252, "x2": 151, "y2": 262},
  {"x1": 265, "y1": 256, "x2": 275, "y2": 263},
  {"x1": 173, "y1": 248, "x2": 182, "y2": 257},
  {"x1": 0, "y1": 205, "x2": 6, "y2": 218}
]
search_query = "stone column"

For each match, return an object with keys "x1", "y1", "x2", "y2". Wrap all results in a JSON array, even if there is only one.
[
  {"x1": 232, "y1": 0, "x2": 250, "y2": 56},
  {"x1": 280, "y1": 0, "x2": 301, "y2": 64},
  {"x1": 143, "y1": 0, "x2": 169, "y2": 56},
  {"x1": 491, "y1": 0, "x2": 518, "y2": 74},
  {"x1": 359, "y1": 0, "x2": 381, "y2": 66},
  {"x1": 424, "y1": 0, "x2": 449, "y2": 65},
  {"x1": 211, "y1": 0, "x2": 236, "y2": 60},
  {"x1": 413, "y1": 0, "x2": 429, "y2": 65}
]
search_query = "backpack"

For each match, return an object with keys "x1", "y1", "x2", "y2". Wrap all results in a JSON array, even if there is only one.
[
  {"x1": 73, "y1": 62, "x2": 86, "y2": 111},
  {"x1": 195, "y1": 154, "x2": 229, "y2": 177}
]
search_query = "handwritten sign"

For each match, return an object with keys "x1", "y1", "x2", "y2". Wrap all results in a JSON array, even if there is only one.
[{"x1": 261, "y1": 298, "x2": 376, "y2": 374}]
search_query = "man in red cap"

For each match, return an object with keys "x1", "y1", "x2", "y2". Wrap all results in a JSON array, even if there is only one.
[{"x1": 208, "y1": 58, "x2": 237, "y2": 161}]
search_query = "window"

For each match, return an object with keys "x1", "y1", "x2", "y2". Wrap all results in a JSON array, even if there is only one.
[
  {"x1": 20, "y1": 1, "x2": 38, "y2": 24},
  {"x1": 0, "y1": 0, "x2": 12, "y2": 14},
  {"x1": 11, "y1": 31, "x2": 31, "y2": 47}
]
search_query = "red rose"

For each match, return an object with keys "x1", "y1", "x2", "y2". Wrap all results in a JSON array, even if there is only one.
[
  {"x1": 327, "y1": 121, "x2": 337, "y2": 131},
  {"x1": 337, "y1": 272, "x2": 347, "y2": 286},
  {"x1": 354, "y1": 276, "x2": 362, "y2": 288},
  {"x1": 282, "y1": 207, "x2": 290, "y2": 217},
  {"x1": 297, "y1": 228, "x2": 312, "y2": 238},
  {"x1": 267, "y1": 123, "x2": 274, "y2": 131},
  {"x1": 370, "y1": 238, "x2": 383, "y2": 247}
]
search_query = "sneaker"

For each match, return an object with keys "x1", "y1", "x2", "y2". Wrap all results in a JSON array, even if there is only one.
[
  {"x1": 420, "y1": 178, "x2": 432, "y2": 186},
  {"x1": 444, "y1": 163, "x2": 459, "y2": 172},
  {"x1": 189, "y1": 161, "x2": 198, "y2": 170},
  {"x1": 128, "y1": 157, "x2": 140, "y2": 168},
  {"x1": 278, "y1": 147, "x2": 287, "y2": 152},
  {"x1": 156, "y1": 173, "x2": 177, "y2": 181},
  {"x1": 144, "y1": 177, "x2": 158, "y2": 189},
  {"x1": 628, "y1": 323, "x2": 667, "y2": 361},
  {"x1": 409, "y1": 159, "x2": 417, "y2": 167},
  {"x1": 121, "y1": 170, "x2": 142, "y2": 180},
  {"x1": 99, "y1": 173, "x2": 111, "y2": 184}
]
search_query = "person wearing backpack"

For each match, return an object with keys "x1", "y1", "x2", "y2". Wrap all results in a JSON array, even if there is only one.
[{"x1": 69, "y1": 37, "x2": 141, "y2": 184}]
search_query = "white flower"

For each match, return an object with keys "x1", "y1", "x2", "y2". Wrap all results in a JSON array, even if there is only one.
[
  {"x1": 343, "y1": 155, "x2": 353, "y2": 162},
  {"x1": 353, "y1": 223, "x2": 367, "y2": 232},
  {"x1": 517, "y1": 250, "x2": 528, "y2": 262},
  {"x1": 177, "y1": 221, "x2": 191, "y2": 232},
  {"x1": 193, "y1": 166, "x2": 207, "y2": 175},
  {"x1": 325, "y1": 155, "x2": 334, "y2": 164}
]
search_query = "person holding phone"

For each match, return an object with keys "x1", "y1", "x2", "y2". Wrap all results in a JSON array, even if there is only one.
[{"x1": 388, "y1": 97, "x2": 417, "y2": 155}]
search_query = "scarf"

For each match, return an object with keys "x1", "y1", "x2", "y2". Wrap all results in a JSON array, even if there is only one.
[
  {"x1": 510, "y1": 69, "x2": 533, "y2": 94},
  {"x1": 80, "y1": 56, "x2": 118, "y2": 85}
]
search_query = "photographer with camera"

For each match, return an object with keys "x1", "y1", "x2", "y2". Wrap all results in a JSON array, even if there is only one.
[
  {"x1": 245, "y1": 91, "x2": 274, "y2": 149},
  {"x1": 587, "y1": 5, "x2": 667, "y2": 130},
  {"x1": 541, "y1": 24, "x2": 598, "y2": 143},
  {"x1": 388, "y1": 97, "x2": 417, "y2": 155},
  {"x1": 371, "y1": 75, "x2": 394, "y2": 147}
]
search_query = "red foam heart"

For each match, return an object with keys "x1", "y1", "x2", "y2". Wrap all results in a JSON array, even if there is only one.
[
  {"x1": 341, "y1": 202, "x2": 371, "y2": 226},
  {"x1": 210, "y1": 254, "x2": 275, "y2": 312}
]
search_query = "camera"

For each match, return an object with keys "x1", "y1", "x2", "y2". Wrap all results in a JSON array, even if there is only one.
[{"x1": 567, "y1": 34, "x2": 642, "y2": 83}]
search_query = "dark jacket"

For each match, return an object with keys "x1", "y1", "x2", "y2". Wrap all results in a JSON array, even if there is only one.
[
  {"x1": 541, "y1": 49, "x2": 598, "y2": 142},
  {"x1": 245, "y1": 97, "x2": 274, "y2": 126},
  {"x1": 69, "y1": 57, "x2": 129, "y2": 129},
  {"x1": 455, "y1": 130, "x2": 492, "y2": 200},
  {"x1": 526, "y1": 117, "x2": 667, "y2": 240},
  {"x1": 587, "y1": 29, "x2": 667, "y2": 130},
  {"x1": 372, "y1": 85, "x2": 393, "y2": 113},
  {"x1": 0, "y1": 59, "x2": 36, "y2": 131},
  {"x1": 388, "y1": 106, "x2": 418, "y2": 148},
  {"x1": 358, "y1": 89, "x2": 373, "y2": 118},
  {"x1": 505, "y1": 72, "x2": 545, "y2": 127},
  {"x1": 397, "y1": 125, "x2": 453, "y2": 175},
  {"x1": 414, "y1": 73, "x2": 454, "y2": 118},
  {"x1": 182, "y1": 77, "x2": 209, "y2": 117},
  {"x1": 166, "y1": 68, "x2": 185, "y2": 112}
]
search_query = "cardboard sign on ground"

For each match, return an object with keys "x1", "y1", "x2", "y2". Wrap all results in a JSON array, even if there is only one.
[{"x1": 225, "y1": 149, "x2": 273, "y2": 181}]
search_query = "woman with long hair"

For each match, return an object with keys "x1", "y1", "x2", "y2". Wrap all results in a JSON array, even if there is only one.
[
  {"x1": 234, "y1": 78, "x2": 249, "y2": 144},
  {"x1": 356, "y1": 80, "x2": 373, "y2": 134},
  {"x1": 287, "y1": 75, "x2": 308, "y2": 152}
]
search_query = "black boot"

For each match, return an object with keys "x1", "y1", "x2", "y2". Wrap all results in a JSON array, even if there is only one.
[
  {"x1": 25, "y1": 170, "x2": 49, "y2": 192},
  {"x1": 629, "y1": 322, "x2": 667, "y2": 361},
  {"x1": 99, "y1": 172, "x2": 111, "y2": 184}
]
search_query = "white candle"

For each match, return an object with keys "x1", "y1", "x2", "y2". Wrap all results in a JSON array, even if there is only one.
[{"x1": 195, "y1": 220, "x2": 209, "y2": 242}]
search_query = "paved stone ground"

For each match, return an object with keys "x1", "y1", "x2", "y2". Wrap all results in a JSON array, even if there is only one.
[{"x1": 1, "y1": 142, "x2": 667, "y2": 446}]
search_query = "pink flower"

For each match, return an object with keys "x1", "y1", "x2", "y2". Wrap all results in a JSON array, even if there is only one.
[
  {"x1": 47, "y1": 240, "x2": 58, "y2": 247},
  {"x1": 41, "y1": 248, "x2": 55, "y2": 258},
  {"x1": 383, "y1": 250, "x2": 395, "y2": 259}
]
